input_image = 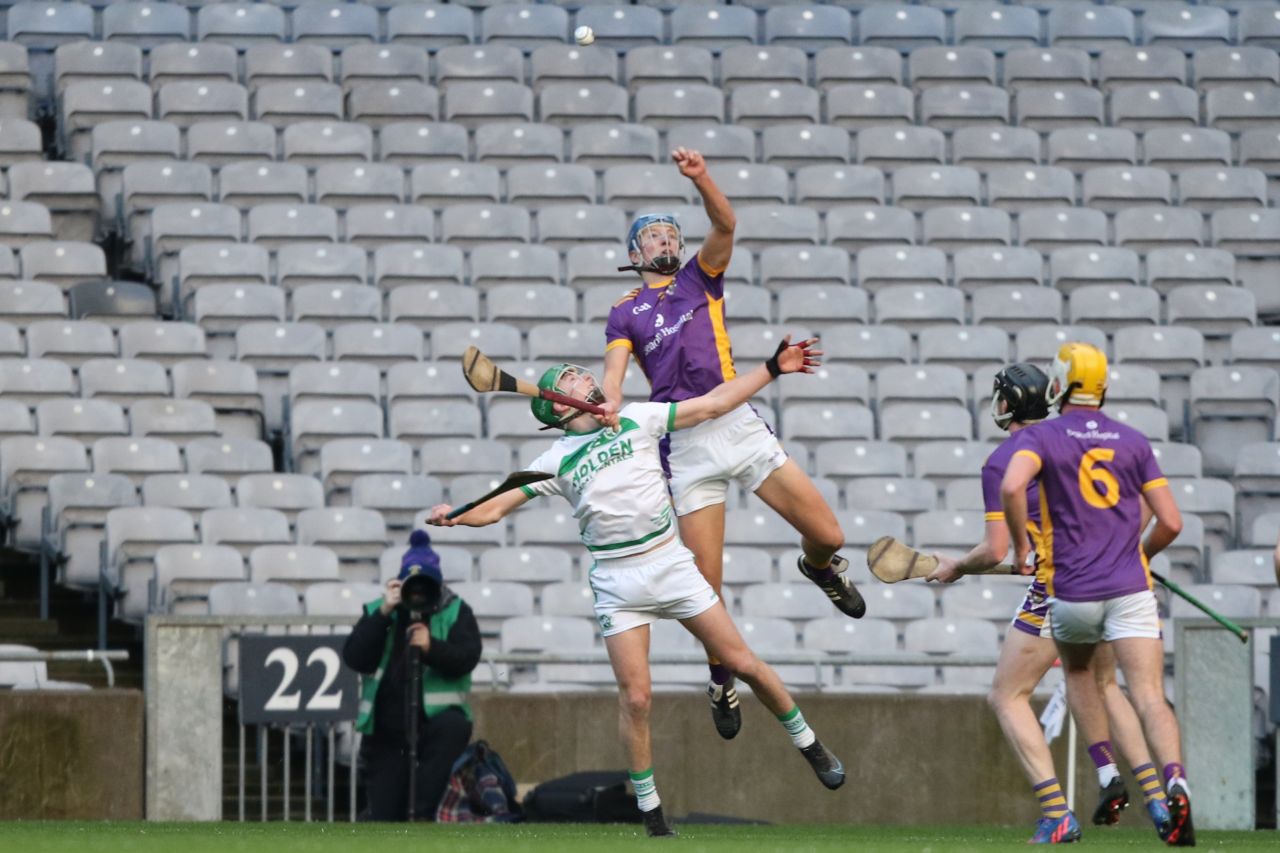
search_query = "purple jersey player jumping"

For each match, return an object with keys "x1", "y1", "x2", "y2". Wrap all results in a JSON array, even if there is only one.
[
  {"x1": 927, "y1": 363, "x2": 1169, "y2": 844},
  {"x1": 1002, "y1": 343, "x2": 1194, "y2": 847},
  {"x1": 599, "y1": 147, "x2": 864, "y2": 741}
]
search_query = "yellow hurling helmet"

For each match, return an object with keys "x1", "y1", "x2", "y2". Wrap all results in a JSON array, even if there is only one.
[{"x1": 1047, "y1": 342, "x2": 1108, "y2": 409}]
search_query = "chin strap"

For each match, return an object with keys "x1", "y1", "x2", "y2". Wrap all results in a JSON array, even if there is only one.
[{"x1": 617, "y1": 256, "x2": 681, "y2": 276}]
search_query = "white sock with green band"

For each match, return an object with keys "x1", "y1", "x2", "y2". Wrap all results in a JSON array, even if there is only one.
[
  {"x1": 777, "y1": 705, "x2": 816, "y2": 749},
  {"x1": 630, "y1": 767, "x2": 660, "y2": 813}
]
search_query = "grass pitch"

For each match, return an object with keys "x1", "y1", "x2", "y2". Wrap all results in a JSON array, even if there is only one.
[{"x1": 0, "y1": 822, "x2": 1271, "y2": 853}]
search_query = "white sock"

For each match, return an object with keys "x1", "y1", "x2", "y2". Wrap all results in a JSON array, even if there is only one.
[
  {"x1": 777, "y1": 705, "x2": 817, "y2": 749},
  {"x1": 630, "y1": 768, "x2": 660, "y2": 812},
  {"x1": 1169, "y1": 777, "x2": 1191, "y2": 798},
  {"x1": 1097, "y1": 764, "x2": 1120, "y2": 787}
]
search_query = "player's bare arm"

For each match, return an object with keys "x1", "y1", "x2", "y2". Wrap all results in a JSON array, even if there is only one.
[
  {"x1": 427, "y1": 488, "x2": 529, "y2": 529},
  {"x1": 674, "y1": 146, "x2": 735, "y2": 273},
  {"x1": 601, "y1": 344, "x2": 630, "y2": 413},
  {"x1": 671, "y1": 337, "x2": 818, "y2": 431},
  {"x1": 1138, "y1": 484, "x2": 1182, "y2": 561},
  {"x1": 927, "y1": 519, "x2": 1011, "y2": 583},
  {"x1": 1001, "y1": 453, "x2": 1041, "y2": 573}
]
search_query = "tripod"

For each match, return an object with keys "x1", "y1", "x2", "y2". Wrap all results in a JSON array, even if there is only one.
[{"x1": 405, "y1": 617, "x2": 424, "y2": 821}]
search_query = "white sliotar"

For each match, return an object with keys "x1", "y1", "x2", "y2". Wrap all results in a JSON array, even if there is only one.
[{"x1": 574, "y1": 25, "x2": 595, "y2": 46}]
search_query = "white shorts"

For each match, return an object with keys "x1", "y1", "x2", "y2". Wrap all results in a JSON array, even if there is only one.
[
  {"x1": 665, "y1": 402, "x2": 787, "y2": 516},
  {"x1": 588, "y1": 536, "x2": 720, "y2": 637},
  {"x1": 1049, "y1": 590, "x2": 1162, "y2": 644}
]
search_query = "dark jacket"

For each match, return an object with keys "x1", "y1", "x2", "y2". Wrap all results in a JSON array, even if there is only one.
[{"x1": 342, "y1": 590, "x2": 482, "y2": 737}]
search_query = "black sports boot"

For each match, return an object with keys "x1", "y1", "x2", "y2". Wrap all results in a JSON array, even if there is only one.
[
  {"x1": 800, "y1": 739, "x2": 846, "y2": 790},
  {"x1": 706, "y1": 679, "x2": 742, "y2": 740},
  {"x1": 1092, "y1": 776, "x2": 1130, "y2": 826},
  {"x1": 798, "y1": 554, "x2": 865, "y2": 618},
  {"x1": 1165, "y1": 781, "x2": 1195, "y2": 847},
  {"x1": 642, "y1": 805, "x2": 676, "y2": 837}
]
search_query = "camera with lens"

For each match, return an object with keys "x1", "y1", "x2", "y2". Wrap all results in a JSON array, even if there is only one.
[{"x1": 399, "y1": 571, "x2": 443, "y2": 622}]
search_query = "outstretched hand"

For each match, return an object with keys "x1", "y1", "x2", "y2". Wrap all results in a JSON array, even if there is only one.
[
  {"x1": 672, "y1": 146, "x2": 706, "y2": 181},
  {"x1": 426, "y1": 504, "x2": 457, "y2": 527},
  {"x1": 771, "y1": 336, "x2": 822, "y2": 375}
]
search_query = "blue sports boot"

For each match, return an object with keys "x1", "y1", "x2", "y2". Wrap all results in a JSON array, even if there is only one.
[{"x1": 1029, "y1": 812, "x2": 1082, "y2": 845}]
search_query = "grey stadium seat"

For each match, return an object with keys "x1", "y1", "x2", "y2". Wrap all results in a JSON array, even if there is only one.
[
  {"x1": 1005, "y1": 48, "x2": 1091, "y2": 92},
  {"x1": 1140, "y1": 5, "x2": 1230, "y2": 52},
  {"x1": 128, "y1": 399, "x2": 218, "y2": 444},
  {"x1": 859, "y1": 4, "x2": 946, "y2": 52},
  {"x1": 1015, "y1": 86, "x2": 1104, "y2": 131},
  {"x1": 141, "y1": 474, "x2": 233, "y2": 515},
  {"x1": 954, "y1": 5, "x2": 1040, "y2": 53},
  {"x1": 92, "y1": 436, "x2": 182, "y2": 485},
  {"x1": 909, "y1": 46, "x2": 997, "y2": 90},
  {"x1": 1048, "y1": 127, "x2": 1137, "y2": 171},
  {"x1": 78, "y1": 358, "x2": 170, "y2": 408},
  {"x1": 826, "y1": 205, "x2": 915, "y2": 252},
  {"x1": 1047, "y1": 5, "x2": 1135, "y2": 52},
  {"x1": 971, "y1": 283, "x2": 1061, "y2": 332},
  {"x1": 346, "y1": 82, "x2": 440, "y2": 130},
  {"x1": 343, "y1": 204, "x2": 433, "y2": 250},
  {"x1": 106, "y1": 506, "x2": 197, "y2": 620},
  {"x1": 825, "y1": 84, "x2": 915, "y2": 129},
  {"x1": 891, "y1": 166, "x2": 981, "y2": 211},
  {"x1": 721, "y1": 45, "x2": 808, "y2": 91},
  {"x1": 919, "y1": 84, "x2": 1009, "y2": 129},
  {"x1": 184, "y1": 437, "x2": 273, "y2": 486},
  {"x1": 922, "y1": 207, "x2": 1012, "y2": 251},
  {"x1": 730, "y1": 83, "x2": 820, "y2": 128},
  {"x1": 1068, "y1": 285, "x2": 1159, "y2": 333},
  {"x1": 820, "y1": 324, "x2": 911, "y2": 370},
  {"x1": 762, "y1": 124, "x2": 851, "y2": 170},
  {"x1": 339, "y1": 45, "x2": 429, "y2": 92},
  {"x1": 385, "y1": 281, "x2": 477, "y2": 328},
  {"x1": 385, "y1": 3, "x2": 474, "y2": 49},
  {"x1": 1110, "y1": 85, "x2": 1200, "y2": 132},
  {"x1": 857, "y1": 247, "x2": 947, "y2": 292},
  {"x1": 1049, "y1": 247, "x2": 1141, "y2": 294},
  {"x1": 814, "y1": 46, "x2": 902, "y2": 91},
  {"x1": 795, "y1": 167, "x2": 885, "y2": 213},
  {"x1": 1018, "y1": 209, "x2": 1107, "y2": 252},
  {"x1": 856, "y1": 126, "x2": 944, "y2": 171},
  {"x1": 201, "y1": 506, "x2": 290, "y2": 556},
  {"x1": 148, "y1": 43, "x2": 238, "y2": 90},
  {"x1": 35, "y1": 398, "x2": 126, "y2": 443},
  {"x1": 442, "y1": 82, "x2": 531, "y2": 130},
  {"x1": 196, "y1": 4, "x2": 286, "y2": 50},
  {"x1": 1193, "y1": 47, "x2": 1280, "y2": 91},
  {"x1": 243, "y1": 44, "x2": 333, "y2": 92},
  {"x1": 764, "y1": 5, "x2": 854, "y2": 53},
  {"x1": 1014, "y1": 324, "x2": 1109, "y2": 365},
  {"x1": 378, "y1": 122, "x2": 468, "y2": 166},
  {"x1": 292, "y1": 2, "x2": 378, "y2": 48},
  {"x1": 206, "y1": 581, "x2": 300, "y2": 617},
  {"x1": 1113, "y1": 208, "x2": 1205, "y2": 254},
  {"x1": 1178, "y1": 168, "x2": 1268, "y2": 212},
  {"x1": 7, "y1": 2, "x2": 94, "y2": 50},
  {"x1": 670, "y1": 5, "x2": 757, "y2": 52},
  {"x1": 530, "y1": 44, "x2": 618, "y2": 92},
  {"x1": 633, "y1": 83, "x2": 724, "y2": 130}
]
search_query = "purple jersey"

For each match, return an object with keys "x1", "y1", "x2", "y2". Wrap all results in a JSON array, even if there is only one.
[
  {"x1": 1014, "y1": 409, "x2": 1168, "y2": 602},
  {"x1": 983, "y1": 432, "x2": 1049, "y2": 635},
  {"x1": 604, "y1": 255, "x2": 733, "y2": 402}
]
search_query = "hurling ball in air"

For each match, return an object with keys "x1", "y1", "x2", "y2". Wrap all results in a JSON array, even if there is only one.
[{"x1": 574, "y1": 26, "x2": 595, "y2": 46}]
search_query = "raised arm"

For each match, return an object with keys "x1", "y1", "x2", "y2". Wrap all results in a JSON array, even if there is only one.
[
  {"x1": 671, "y1": 337, "x2": 818, "y2": 431},
  {"x1": 1001, "y1": 451, "x2": 1042, "y2": 574},
  {"x1": 674, "y1": 147, "x2": 735, "y2": 274},
  {"x1": 427, "y1": 488, "x2": 530, "y2": 529},
  {"x1": 602, "y1": 343, "x2": 631, "y2": 411}
]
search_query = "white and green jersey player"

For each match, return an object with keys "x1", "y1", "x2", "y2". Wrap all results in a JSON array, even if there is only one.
[
  {"x1": 427, "y1": 337, "x2": 847, "y2": 835},
  {"x1": 520, "y1": 401, "x2": 678, "y2": 561}
]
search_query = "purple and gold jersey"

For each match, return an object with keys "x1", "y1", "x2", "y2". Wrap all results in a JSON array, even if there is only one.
[
  {"x1": 984, "y1": 433, "x2": 1050, "y2": 635},
  {"x1": 1014, "y1": 409, "x2": 1168, "y2": 603},
  {"x1": 604, "y1": 255, "x2": 733, "y2": 402}
]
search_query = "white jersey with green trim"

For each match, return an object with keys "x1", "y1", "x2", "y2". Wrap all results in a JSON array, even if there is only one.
[{"x1": 519, "y1": 401, "x2": 678, "y2": 560}]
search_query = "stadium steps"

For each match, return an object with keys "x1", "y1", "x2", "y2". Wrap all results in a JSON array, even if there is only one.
[{"x1": 0, "y1": 546, "x2": 143, "y2": 689}]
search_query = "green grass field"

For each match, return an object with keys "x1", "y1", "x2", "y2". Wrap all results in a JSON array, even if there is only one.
[{"x1": 0, "y1": 823, "x2": 1271, "y2": 853}]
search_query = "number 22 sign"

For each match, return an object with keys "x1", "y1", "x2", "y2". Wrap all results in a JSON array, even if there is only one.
[{"x1": 239, "y1": 636, "x2": 360, "y2": 725}]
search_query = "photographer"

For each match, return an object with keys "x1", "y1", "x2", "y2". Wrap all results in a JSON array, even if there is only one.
[{"x1": 343, "y1": 530, "x2": 482, "y2": 821}]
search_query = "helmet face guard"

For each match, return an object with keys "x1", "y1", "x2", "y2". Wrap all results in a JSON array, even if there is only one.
[
  {"x1": 531, "y1": 363, "x2": 605, "y2": 430},
  {"x1": 991, "y1": 362, "x2": 1051, "y2": 431},
  {"x1": 620, "y1": 214, "x2": 684, "y2": 277}
]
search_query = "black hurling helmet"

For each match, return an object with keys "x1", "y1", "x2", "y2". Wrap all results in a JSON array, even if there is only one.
[{"x1": 991, "y1": 363, "x2": 1050, "y2": 431}]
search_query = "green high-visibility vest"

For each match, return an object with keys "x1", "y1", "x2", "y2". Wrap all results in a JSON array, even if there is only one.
[{"x1": 355, "y1": 596, "x2": 472, "y2": 735}]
